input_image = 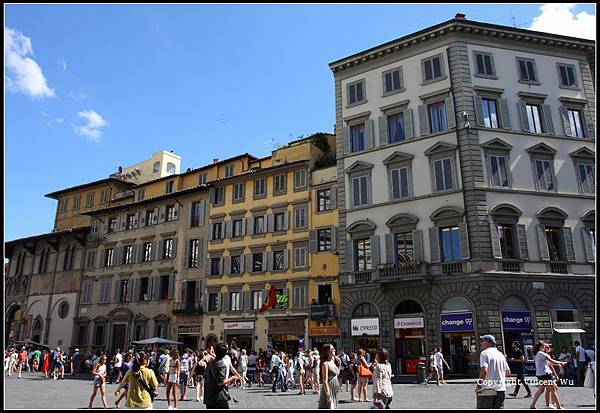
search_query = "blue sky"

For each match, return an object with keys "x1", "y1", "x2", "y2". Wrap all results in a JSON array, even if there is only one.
[{"x1": 5, "y1": 3, "x2": 596, "y2": 241}]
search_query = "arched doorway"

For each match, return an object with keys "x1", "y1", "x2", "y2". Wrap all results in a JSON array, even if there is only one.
[
  {"x1": 393, "y1": 300, "x2": 426, "y2": 374},
  {"x1": 32, "y1": 317, "x2": 44, "y2": 344},
  {"x1": 500, "y1": 296, "x2": 535, "y2": 374},
  {"x1": 350, "y1": 302, "x2": 380, "y2": 362},
  {"x1": 6, "y1": 305, "x2": 23, "y2": 344},
  {"x1": 440, "y1": 297, "x2": 477, "y2": 375},
  {"x1": 550, "y1": 296, "x2": 585, "y2": 352}
]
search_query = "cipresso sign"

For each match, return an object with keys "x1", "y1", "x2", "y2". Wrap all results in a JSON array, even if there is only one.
[{"x1": 351, "y1": 318, "x2": 380, "y2": 336}]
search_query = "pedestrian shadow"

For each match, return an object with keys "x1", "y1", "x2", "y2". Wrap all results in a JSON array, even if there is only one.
[{"x1": 262, "y1": 393, "x2": 304, "y2": 397}]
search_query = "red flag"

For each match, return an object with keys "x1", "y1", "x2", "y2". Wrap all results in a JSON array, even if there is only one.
[{"x1": 259, "y1": 286, "x2": 277, "y2": 312}]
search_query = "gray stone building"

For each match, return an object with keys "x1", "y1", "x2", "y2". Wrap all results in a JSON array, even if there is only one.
[{"x1": 330, "y1": 15, "x2": 595, "y2": 375}]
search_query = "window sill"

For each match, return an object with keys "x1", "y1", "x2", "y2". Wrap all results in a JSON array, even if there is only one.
[
  {"x1": 232, "y1": 198, "x2": 245, "y2": 204},
  {"x1": 473, "y1": 73, "x2": 499, "y2": 80},
  {"x1": 294, "y1": 186, "x2": 308, "y2": 193},
  {"x1": 273, "y1": 230, "x2": 288, "y2": 235},
  {"x1": 292, "y1": 228, "x2": 309, "y2": 234},
  {"x1": 252, "y1": 234, "x2": 266, "y2": 239},
  {"x1": 210, "y1": 239, "x2": 224, "y2": 244},
  {"x1": 273, "y1": 191, "x2": 288, "y2": 197},
  {"x1": 558, "y1": 85, "x2": 580, "y2": 91},
  {"x1": 251, "y1": 271, "x2": 266, "y2": 275},
  {"x1": 315, "y1": 209, "x2": 332, "y2": 214},
  {"x1": 382, "y1": 88, "x2": 406, "y2": 98},
  {"x1": 345, "y1": 100, "x2": 368, "y2": 109},
  {"x1": 420, "y1": 76, "x2": 447, "y2": 86},
  {"x1": 517, "y1": 79, "x2": 542, "y2": 86},
  {"x1": 271, "y1": 269, "x2": 287, "y2": 274},
  {"x1": 253, "y1": 194, "x2": 267, "y2": 200}
]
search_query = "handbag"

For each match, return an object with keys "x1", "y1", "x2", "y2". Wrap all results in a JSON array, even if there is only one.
[
  {"x1": 584, "y1": 364, "x2": 595, "y2": 388},
  {"x1": 358, "y1": 363, "x2": 372, "y2": 378},
  {"x1": 133, "y1": 370, "x2": 158, "y2": 402}
]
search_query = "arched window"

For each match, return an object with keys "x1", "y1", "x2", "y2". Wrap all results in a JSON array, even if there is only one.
[
  {"x1": 394, "y1": 300, "x2": 423, "y2": 315},
  {"x1": 153, "y1": 162, "x2": 161, "y2": 173},
  {"x1": 166, "y1": 162, "x2": 176, "y2": 175},
  {"x1": 501, "y1": 296, "x2": 528, "y2": 310},
  {"x1": 352, "y1": 302, "x2": 378, "y2": 318},
  {"x1": 441, "y1": 297, "x2": 471, "y2": 313},
  {"x1": 550, "y1": 296, "x2": 578, "y2": 323}
]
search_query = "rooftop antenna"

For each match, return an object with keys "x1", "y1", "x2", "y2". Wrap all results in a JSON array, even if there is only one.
[{"x1": 510, "y1": 13, "x2": 530, "y2": 28}]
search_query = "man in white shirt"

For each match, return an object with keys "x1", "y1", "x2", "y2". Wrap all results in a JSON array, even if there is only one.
[
  {"x1": 574, "y1": 341, "x2": 587, "y2": 386},
  {"x1": 476, "y1": 335, "x2": 511, "y2": 409},
  {"x1": 433, "y1": 347, "x2": 450, "y2": 385},
  {"x1": 109, "y1": 348, "x2": 122, "y2": 384}
]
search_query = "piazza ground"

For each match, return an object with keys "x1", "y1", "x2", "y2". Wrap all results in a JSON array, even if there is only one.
[{"x1": 4, "y1": 372, "x2": 596, "y2": 410}]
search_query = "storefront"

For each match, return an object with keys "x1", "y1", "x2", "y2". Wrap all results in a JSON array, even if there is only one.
[
  {"x1": 351, "y1": 317, "x2": 380, "y2": 359},
  {"x1": 393, "y1": 300, "x2": 426, "y2": 374},
  {"x1": 500, "y1": 296, "x2": 535, "y2": 375},
  {"x1": 550, "y1": 296, "x2": 585, "y2": 353},
  {"x1": 309, "y1": 321, "x2": 341, "y2": 352},
  {"x1": 223, "y1": 321, "x2": 255, "y2": 351},
  {"x1": 440, "y1": 297, "x2": 477, "y2": 375},
  {"x1": 177, "y1": 325, "x2": 202, "y2": 350},
  {"x1": 268, "y1": 318, "x2": 305, "y2": 355}
]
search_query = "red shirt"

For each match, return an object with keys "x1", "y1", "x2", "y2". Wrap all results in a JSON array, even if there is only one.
[{"x1": 19, "y1": 351, "x2": 28, "y2": 362}]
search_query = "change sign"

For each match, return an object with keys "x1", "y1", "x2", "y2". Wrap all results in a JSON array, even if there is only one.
[
  {"x1": 501, "y1": 311, "x2": 532, "y2": 330},
  {"x1": 440, "y1": 312, "x2": 475, "y2": 333}
]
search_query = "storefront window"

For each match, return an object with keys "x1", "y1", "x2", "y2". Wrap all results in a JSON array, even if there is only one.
[
  {"x1": 440, "y1": 297, "x2": 477, "y2": 375},
  {"x1": 550, "y1": 296, "x2": 583, "y2": 360},
  {"x1": 393, "y1": 300, "x2": 426, "y2": 374},
  {"x1": 500, "y1": 296, "x2": 534, "y2": 374}
]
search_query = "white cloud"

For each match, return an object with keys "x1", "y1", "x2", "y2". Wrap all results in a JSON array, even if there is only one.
[
  {"x1": 5, "y1": 27, "x2": 55, "y2": 98},
  {"x1": 529, "y1": 4, "x2": 595, "y2": 40},
  {"x1": 66, "y1": 91, "x2": 87, "y2": 100},
  {"x1": 73, "y1": 110, "x2": 108, "y2": 141},
  {"x1": 57, "y1": 59, "x2": 67, "y2": 71},
  {"x1": 55, "y1": 118, "x2": 64, "y2": 123}
]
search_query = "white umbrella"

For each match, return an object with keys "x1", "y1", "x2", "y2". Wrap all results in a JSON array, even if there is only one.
[{"x1": 130, "y1": 337, "x2": 184, "y2": 346}]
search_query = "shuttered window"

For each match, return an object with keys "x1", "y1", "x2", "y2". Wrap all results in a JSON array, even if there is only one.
[
  {"x1": 428, "y1": 101, "x2": 447, "y2": 133},
  {"x1": 488, "y1": 155, "x2": 510, "y2": 188},
  {"x1": 105, "y1": 248, "x2": 114, "y2": 267},
  {"x1": 294, "y1": 246, "x2": 307, "y2": 269},
  {"x1": 254, "y1": 178, "x2": 266, "y2": 197},
  {"x1": 395, "y1": 232, "x2": 414, "y2": 262},
  {"x1": 545, "y1": 227, "x2": 564, "y2": 261},
  {"x1": 474, "y1": 52, "x2": 495, "y2": 76},
  {"x1": 577, "y1": 163, "x2": 595, "y2": 194},
  {"x1": 383, "y1": 68, "x2": 402, "y2": 94},
  {"x1": 481, "y1": 98, "x2": 499, "y2": 128},
  {"x1": 191, "y1": 202, "x2": 203, "y2": 227},
  {"x1": 253, "y1": 216, "x2": 265, "y2": 234},
  {"x1": 526, "y1": 104, "x2": 544, "y2": 133},
  {"x1": 230, "y1": 255, "x2": 242, "y2": 274},
  {"x1": 143, "y1": 242, "x2": 153, "y2": 262},
  {"x1": 210, "y1": 257, "x2": 221, "y2": 276},
  {"x1": 518, "y1": 58, "x2": 538, "y2": 82},
  {"x1": 86, "y1": 193, "x2": 95, "y2": 208},
  {"x1": 293, "y1": 285, "x2": 308, "y2": 309},
  {"x1": 390, "y1": 166, "x2": 411, "y2": 199},
  {"x1": 558, "y1": 64, "x2": 576, "y2": 87},
  {"x1": 233, "y1": 182, "x2": 245, "y2": 201},
  {"x1": 534, "y1": 159, "x2": 555, "y2": 191},
  {"x1": 230, "y1": 292, "x2": 241, "y2": 310},
  {"x1": 318, "y1": 229, "x2": 332, "y2": 252},
  {"x1": 498, "y1": 224, "x2": 517, "y2": 259},
  {"x1": 433, "y1": 158, "x2": 454, "y2": 192},
  {"x1": 350, "y1": 123, "x2": 366, "y2": 152},
  {"x1": 252, "y1": 291, "x2": 263, "y2": 310},
  {"x1": 317, "y1": 189, "x2": 331, "y2": 212},
  {"x1": 355, "y1": 238, "x2": 372, "y2": 271},
  {"x1": 352, "y1": 175, "x2": 369, "y2": 207},
  {"x1": 423, "y1": 55, "x2": 443, "y2": 81},
  {"x1": 347, "y1": 80, "x2": 366, "y2": 105},
  {"x1": 208, "y1": 293, "x2": 219, "y2": 312},
  {"x1": 567, "y1": 109, "x2": 585, "y2": 138},
  {"x1": 189, "y1": 239, "x2": 200, "y2": 268},
  {"x1": 387, "y1": 112, "x2": 405, "y2": 143},
  {"x1": 440, "y1": 226, "x2": 461, "y2": 262}
]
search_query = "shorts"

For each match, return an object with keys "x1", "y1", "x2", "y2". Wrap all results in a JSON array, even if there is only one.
[
  {"x1": 179, "y1": 372, "x2": 189, "y2": 385},
  {"x1": 239, "y1": 366, "x2": 247, "y2": 373},
  {"x1": 168, "y1": 374, "x2": 178, "y2": 383},
  {"x1": 93, "y1": 377, "x2": 104, "y2": 386},
  {"x1": 435, "y1": 365, "x2": 444, "y2": 373},
  {"x1": 537, "y1": 374, "x2": 554, "y2": 383}
]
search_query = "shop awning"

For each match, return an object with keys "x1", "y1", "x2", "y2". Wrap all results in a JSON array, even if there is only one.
[{"x1": 554, "y1": 328, "x2": 586, "y2": 334}]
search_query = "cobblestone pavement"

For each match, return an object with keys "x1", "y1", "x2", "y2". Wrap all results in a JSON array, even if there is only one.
[{"x1": 4, "y1": 373, "x2": 596, "y2": 409}]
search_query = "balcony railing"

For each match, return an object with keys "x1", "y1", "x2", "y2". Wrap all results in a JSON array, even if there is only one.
[
  {"x1": 548, "y1": 262, "x2": 569, "y2": 274},
  {"x1": 500, "y1": 259, "x2": 522, "y2": 272},
  {"x1": 379, "y1": 262, "x2": 425, "y2": 280},
  {"x1": 431, "y1": 261, "x2": 467, "y2": 276},
  {"x1": 173, "y1": 302, "x2": 201, "y2": 314},
  {"x1": 310, "y1": 304, "x2": 335, "y2": 320}
]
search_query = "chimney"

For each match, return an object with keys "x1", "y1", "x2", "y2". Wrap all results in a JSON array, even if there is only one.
[
  {"x1": 213, "y1": 158, "x2": 219, "y2": 164},
  {"x1": 455, "y1": 13, "x2": 466, "y2": 20}
]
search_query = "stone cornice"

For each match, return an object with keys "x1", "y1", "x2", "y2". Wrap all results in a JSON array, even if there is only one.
[{"x1": 329, "y1": 19, "x2": 594, "y2": 73}]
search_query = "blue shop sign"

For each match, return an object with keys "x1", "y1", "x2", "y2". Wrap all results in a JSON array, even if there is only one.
[
  {"x1": 440, "y1": 312, "x2": 475, "y2": 333},
  {"x1": 502, "y1": 311, "x2": 532, "y2": 330}
]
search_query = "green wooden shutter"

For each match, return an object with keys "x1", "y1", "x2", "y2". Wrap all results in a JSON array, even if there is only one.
[
  {"x1": 412, "y1": 229, "x2": 424, "y2": 262},
  {"x1": 536, "y1": 225, "x2": 550, "y2": 261},
  {"x1": 559, "y1": 106, "x2": 572, "y2": 136},
  {"x1": 562, "y1": 227, "x2": 575, "y2": 262},
  {"x1": 459, "y1": 223, "x2": 470, "y2": 260},
  {"x1": 518, "y1": 102, "x2": 530, "y2": 132},
  {"x1": 365, "y1": 119, "x2": 374, "y2": 150},
  {"x1": 516, "y1": 224, "x2": 529, "y2": 261},
  {"x1": 445, "y1": 96, "x2": 456, "y2": 129},
  {"x1": 343, "y1": 127, "x2": 351, "y2": 155},
  {"x1": 378, "y1": 116, "x2": 389, "y2": 145},
  {"x1": 346, "y1": 239, "x2": 355, "y2": 272},
  {"x1": 403, "y1": 109, "x2": 414, "y2": 139},
  {"x1": 418, "y1": 105, "x2": 429, "y2": 136},
  {"x1": 489, "y1": 221, "x2": 503, "y2": 259},
  {"x1": 581, "y1": 228, "x2": 595, "y2": 262},
  {"x1": 499, "y1": 99, "x2": 511, "y2": 129},
  {"x1": 473, "y1": 96, "x2": 485, "y2": 127},
  {"x1": 429, "y1": 227, "x2": 440, "y2": 263},
  {"x1": 542, "y1": 105, "x2": 555, "y2": 134},
  {"x1": 385, "y1": 233, "x2": 395, "y2": 264},
  {"x1": 371, "y1": 235, "x2": 380, "y2": 267}
]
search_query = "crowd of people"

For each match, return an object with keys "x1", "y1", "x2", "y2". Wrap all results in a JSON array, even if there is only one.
[{"x1": 5, "y1": 337, "x2": 595, "y2": 409}]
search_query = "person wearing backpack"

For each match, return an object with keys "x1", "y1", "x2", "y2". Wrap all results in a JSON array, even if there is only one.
[{"x1": 115, "y1": 352, "x2": 158, "y2": 409}]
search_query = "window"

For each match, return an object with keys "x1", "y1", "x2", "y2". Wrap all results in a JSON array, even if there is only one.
[
  {"x1": 155, "y1": 322, "x2": 168, "y2": 338},
  {"x1": 428, "y1": 101, "x2": 447, "y2": 133},
  {"x1": 58, "y1": 301, "x2": 70, "y2": 318},
  {"x1": 351, "y1": 175, "x2": 369, "y2": 207},
  {"x1": 100, "y1": 189, "x2": 109, "y2": 204},
  {"x1": 252, "y1": 252, "x2": 264, "y2": 272},
  {"x1": 517, "y1": 58, "x2": 538, "y2": 82},
  {"x1": 440, "y1": 226, "x2": 462, "y2": 262},
  {"x1": 318, "y1": 284, "x2": 333, "y2": 305},
  {"x1": 274, "y1": 174, "x2": 287, "y2": 194},
  {"x1": 191, "y1": 202, "x2": 203, "y2": 227},
  {"x1": 355, "y1": 238, "x2": 372, "y2": 271},
  {"x1": 525, "y1": 104, "x2": 544, "y2": 133},
  {"x1": 318, "y1": 229, "x2": 332, "y2": 252},
  {"x1": 134, "y1": 323, "x2": 144, "y2": 341},
  {"x1": 481, "y1": 98, "x2": 499, "y2": 128},
  {"x1": 108, "y1": 217, "x2": 118, "y2": 233},
  {"x1": 208, "y1": 293, "x2": 219, "y2": 312},
  {"x1": 63, "y1": 245, "x2": 75, "y2": 271},
  {"x1": 163, "y1": 239, "x2": 173, "y2": 259},
  {"x1": 199, "y1": 173, "x2": 208, "y2": 185},
  {"x1": 225, "y1": 164, "x2": 234, "y2": 177},
  {"x1": 159, "y1": 275, "x2": 169, "y2": 300},
  {"x1": 77, "y1": 325, "x2": 88, "y2": 345},
  {"x1": 294, "y1": 207, "x2": 307, "y2": 230},
  {"x1": 137, "y1": 190, "x2": 145, "y2": 201},
  {"x1": 126, "y1": 214, "x2": 136, "y2": 230},
  {"x1": 166, "y1": 181, "x2": 174, "y2": 194},
  {"x1": 229, "y1": 292, "x2": 241, "y2": 310},
  {"x1": 213, "y1": 187, "x2": 224, "y2": 204},
  {"x1": 422, "y1": 55, "x2": 443, "y2": 81},
  {"x1": 294, "y1": 246, "x2": 307, "y2": 269},
  {"x1": 189, "y1": 239, "x2": 200, "y2": 268},
  {"x1": 166, "y1": 205, "x2": 176, "y2": 221},
  {"x1": 232, "y1": 219, "x2": 244, "y2": 238},
  {"x1": 294, "y1": 170, "x2": 307, "y2": 189},
  {"x1": 252, "y1": 290, "x2": 263, "y2": 310},
  {"x1": 100, "y1": 279, "x2": 110, "y2": 303},
  {"x1": 347, "y1": 79, "x2": 366, "y2": 106},
  {"x1": 317, "y1": 189, "x2": 331, "y2": 212},
  {"x1": 210, "y1": 257, "x2": 221, "y2": 276},
  {"x1": 153, "y1": 162, "x2": 161, "y2": 173},
  {"x1": 105, "y1": 248, "x2": 114, "y2": 267},
  {"x1": 390, "y1": 166, "x2": 411, "y2": 199},
  {"x1": 274, "y1": 212, "x2": 285, "y2": 232},
  {"x1": 387, "y1": 112, "x2": 405, "y2": 143},
  {"x1": 488, "y1": 155, "x2": 510, "y2": 188},
  {"x1": 433, "y1": 158, "x2": 455, "y2": 192},
  {"x1": 383, "y1": 67, "x2": 403, "y2": 94},
  {"x1": 94, "y1": 325, "x2": 105, "y2": 346},
  {"x1": 85, "y1": 251, "x2": 95, "y2": 270},
  {"x1": 124, "y1": 245, "x2": 133, "y2": 265},
  {"x1": 82, "y1": 282, "x2": 92, "y2": 304},
  {"x1": 566, "y1": 109, "x2": 585, "y2": 138},
  {"x1": 118, "y1": 280, "x2": 128, "y2": 302},
  {"x1": 558, "y1": 64, "x2": 577, "y2": 87},
  {"x1": 86, "y1": 193, "x2": 95, "y2": 208},
  {"x1": 254, "y1": 178, "x2": 266, "y2": 197},
  {"x1": 212, "y1": 222, "x2": 223, "y2": 240},
  {"x1": 534, "y1": 159, "x2": 555, "y2": 191},
  {"x1": 230, "y1": 255, "x2": 242, "y2": 274},
  {"x1": 474, "y1": 52, "x2": 495, "y2": 76},
  {"x1": 273, "y1": 250, "x2": 285, "y2": 271},
  {"x1": 60, "y1": 198, "x2": 69, "y2": 213},
  {"x1": 545, "y1": 227, "x2": 565, "y2": 261},
  {"x1": 275, "y1": 288, "x2": 287, "y2": 308},
  {"x1": 293, "y1": 285, "x2": 308, "y2": 309},
  {"x1": 395, "y1": 232, "x2": 414, "y2": 262},
  {"x1": 233, "y1": 182, "x2": 245, "y2": 201},
  {"x1": 143, "y1": 242, "x2": 153, "y2": 262},
  {"x1": 498, "y1": 224, "x2": 517, "y2": 259},
  {"x1": 253, "y1": 216, "x2": 265, "y2": 235},
  {"x1": 577, "y1": 163, "x2": 595, "y2": 194},
  {"x1": 350, "y1": 123, "x2": 366, "y2": 152},
  {"x1": 139, "y1": 277, "x2": 149, "y2": 300},
  {"x1": 146, "y1": 209, "x2": 156, "y2": 225},
  {"x1": 73, "y1": 196, "x2": 81, "y2": 210},
  {"x1": 167, "y1": 162, "x2": 176, "y2": 175}
]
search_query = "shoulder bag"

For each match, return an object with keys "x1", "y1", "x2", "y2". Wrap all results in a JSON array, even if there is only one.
[{"x1": 133, "y1": 370, "x2": 158, "y2": 402}]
